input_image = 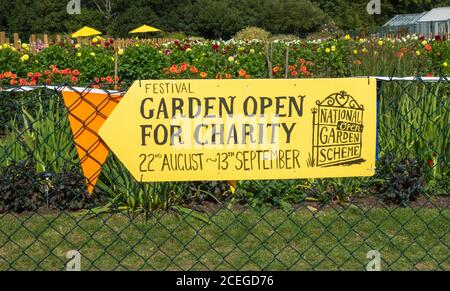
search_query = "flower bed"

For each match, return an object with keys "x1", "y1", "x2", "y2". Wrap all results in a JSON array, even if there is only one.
[{"x1": 0, "y1": 35, "x2": 448, "y2": 86}]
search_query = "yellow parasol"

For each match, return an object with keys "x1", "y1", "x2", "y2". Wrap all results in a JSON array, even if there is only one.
[
  {"x1": 71, "y1": 26, "x2": 102, "y2": 38},
  {"x1": 129, "y1": 25, "x2": 162, "y2": 34}
]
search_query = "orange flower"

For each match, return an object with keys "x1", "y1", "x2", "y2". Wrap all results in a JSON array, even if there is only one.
[
  {"x1": 272, "y1": 66, "x2": 280, "y2": 73},
  {"x1": 200, "y1": 72, "x2": 208, "y2": 78},
  {"x1": 245, "y1": 74, "x2": 251, "y2": 79},
  {"x1": 27, "y1": 72, "x2": 34, "y2": 78},
  {"x1": 354, "y1": 60, "x2": 362, "y2": 65},
  {"x1": 190, "y1": 66, "x2": 199, "y2": 74},
  {"x1": 291, "y1": 70, "x2": 298, "y2": 77},
  {"x1": 424, "y1": 44, "x2": 432, "y2": 52},
  {"x1": 170, "y1": 65, "x2": 178, "y2": 73},
  {"x1": 10, "y1": 79, "x2": 17, "y2": 86},
  {"x1": 225, "y1": 73, "x2": 232, "y2": 79},
  {"x1": 4, "y1": 71, "x2": 12, "y2": 78},
  {"x1": 180, "y1": 63, "x2": 188, "y2": 72},
  {"x1": 238, "y1": 69, "x2": 246, "y2": 77}
]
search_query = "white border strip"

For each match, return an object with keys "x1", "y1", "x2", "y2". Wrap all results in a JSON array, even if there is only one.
[
  {"x1": 0, "y1": 77, "x2": 447, "y2": 93},
  {"x1": 372, "y1": 76, "x2": 445, "y2": 82},
  {"x1": 0, "y1": 85, "x2": 125, "y2": 95}
]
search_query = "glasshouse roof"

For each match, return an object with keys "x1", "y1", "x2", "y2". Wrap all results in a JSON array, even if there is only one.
[
  {"x1": 418, "y1": 7, "x2": 450, "y2": 22},
  {"x1": 383, "y1": 13, "x2": 426, "y2": 27}
]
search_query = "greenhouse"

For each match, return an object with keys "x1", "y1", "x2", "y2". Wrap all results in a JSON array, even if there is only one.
[
  {"x1": 383, "y1": 7, "x2": 450, "y2": 37},
  {"x1": 383, "y1": 13, "x2": 426, "y2": 35},
  {"x1": 417, "y1": 7, "x2": 450, "y2": 37}
]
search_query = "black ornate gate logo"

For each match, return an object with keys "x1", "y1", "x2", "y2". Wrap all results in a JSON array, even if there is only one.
[{"x1": 310, "y1": 91, "x2": 366, "y2": 167}]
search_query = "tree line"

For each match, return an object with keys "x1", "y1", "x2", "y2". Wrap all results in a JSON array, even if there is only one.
[{"x1": 0, "y1": 0, "x2": 449, "y2": 39}]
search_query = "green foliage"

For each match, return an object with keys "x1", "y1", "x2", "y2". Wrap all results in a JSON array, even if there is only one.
[
  {"x1": 0, "y1": 161, "x2": 44, "y2": 213},
  {"x1": 375, "y1": 156, "x2": 426, "y2": 206},
  {"x1": 258, "y1": 0, "x2": 327, "y2": 35},
  {"x1": 33, "y1": 45, "x2": 74, "y2": 71},
  {"x1": 235, "y1": 180, "x2": 307, "y2": 208},
  {"x1": 3, "y1": 0, "x2": 447, "y2": 39},
  {"x1": 166, "y1": 32, "x2": 188, "y2": 41},
  {"x1": 0, "y1": 93, "x2": 78, "y2": 173},
  {"x1": 0, "y1": 47, "x2": 25, "y2": 75},
  {"x1": 95, "y1": 155, "x2": 209, "y2": 221},
  {"x1": 0, "y1": 161, "x2": 98, "y2": 213},
  {"x1": 118, "y1": 44, "x2": 167, "y2": 81},
  {"x1": 73, "y1": 46, "x2": 115, "y2": 82},
  {"x1": 270, "y1": 34, "x2": 300, "y2": 42}
]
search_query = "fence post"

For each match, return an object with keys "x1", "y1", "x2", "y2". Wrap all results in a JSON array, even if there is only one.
[
  {"x1": 30, "y1": 34, "x2": 37, "y2": 55},
  {"x1": 0, "y1": 31, "x2": 5, "y2": 45},
  {"x1": 13, "y1": 33, "x2": 20, "y2": 50},
  {"x1": 44, "y1": 34, "x2": 49, "y2": 48}
]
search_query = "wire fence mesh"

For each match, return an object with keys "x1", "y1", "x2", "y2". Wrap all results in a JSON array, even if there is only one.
[{"x1": 0, "y1": 78, "x2": 448, "y2": 271}]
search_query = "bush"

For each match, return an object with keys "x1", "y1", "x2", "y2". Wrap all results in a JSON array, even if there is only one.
[
  {"x1": 234, "y1": 27, "x2": 271, "y2": 42},
  {"x1": 375, "y1": 156, "x2": 426, "y2": 206},
  {"x1": 0, "y1": 161, "x2": 44, "y2": 213},
  {"x1": 0, "y1": 161, "x2": 101, "y2": 213},
  {"x1": 166, "y1": 32, "x2": 187, "y2": 40},
  {"x1": 270, "y1": 34, "x2": 300, "y2": 42},
  {"x1": 0, "y1": 46, "x2": 26, "y2": 76},
  {"x1": 33, "y1": 45, "x2": 74, "y2": 72},
  {"x1": 236, "y1": 180, "x2": 306, "y2": 208}
]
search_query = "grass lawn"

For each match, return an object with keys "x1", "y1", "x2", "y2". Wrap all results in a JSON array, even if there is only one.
[{"x1": 0, "y1": 206, "x2": 448, "y2": 271}]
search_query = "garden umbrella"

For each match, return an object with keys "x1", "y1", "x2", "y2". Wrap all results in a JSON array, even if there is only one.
[
  {"x1": 129, "y1": 24, "x2": 162, "y2": 34},
  {"x1": 71, "y1": 26, "x2": 102, "y2": 38}
]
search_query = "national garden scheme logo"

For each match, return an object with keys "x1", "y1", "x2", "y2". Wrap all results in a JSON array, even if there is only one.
[{"x1": 310, "y1": 91, "x2": 366, "y2": 168}]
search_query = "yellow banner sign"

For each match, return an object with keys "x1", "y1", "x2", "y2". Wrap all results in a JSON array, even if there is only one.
[{"x1": 99, "y1": 78, "x2": 377, "y2": 182}]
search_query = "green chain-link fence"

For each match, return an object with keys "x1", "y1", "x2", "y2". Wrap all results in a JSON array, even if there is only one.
[{"x1": 0, "y1": 78, "x2": 448, "y2": 271}]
